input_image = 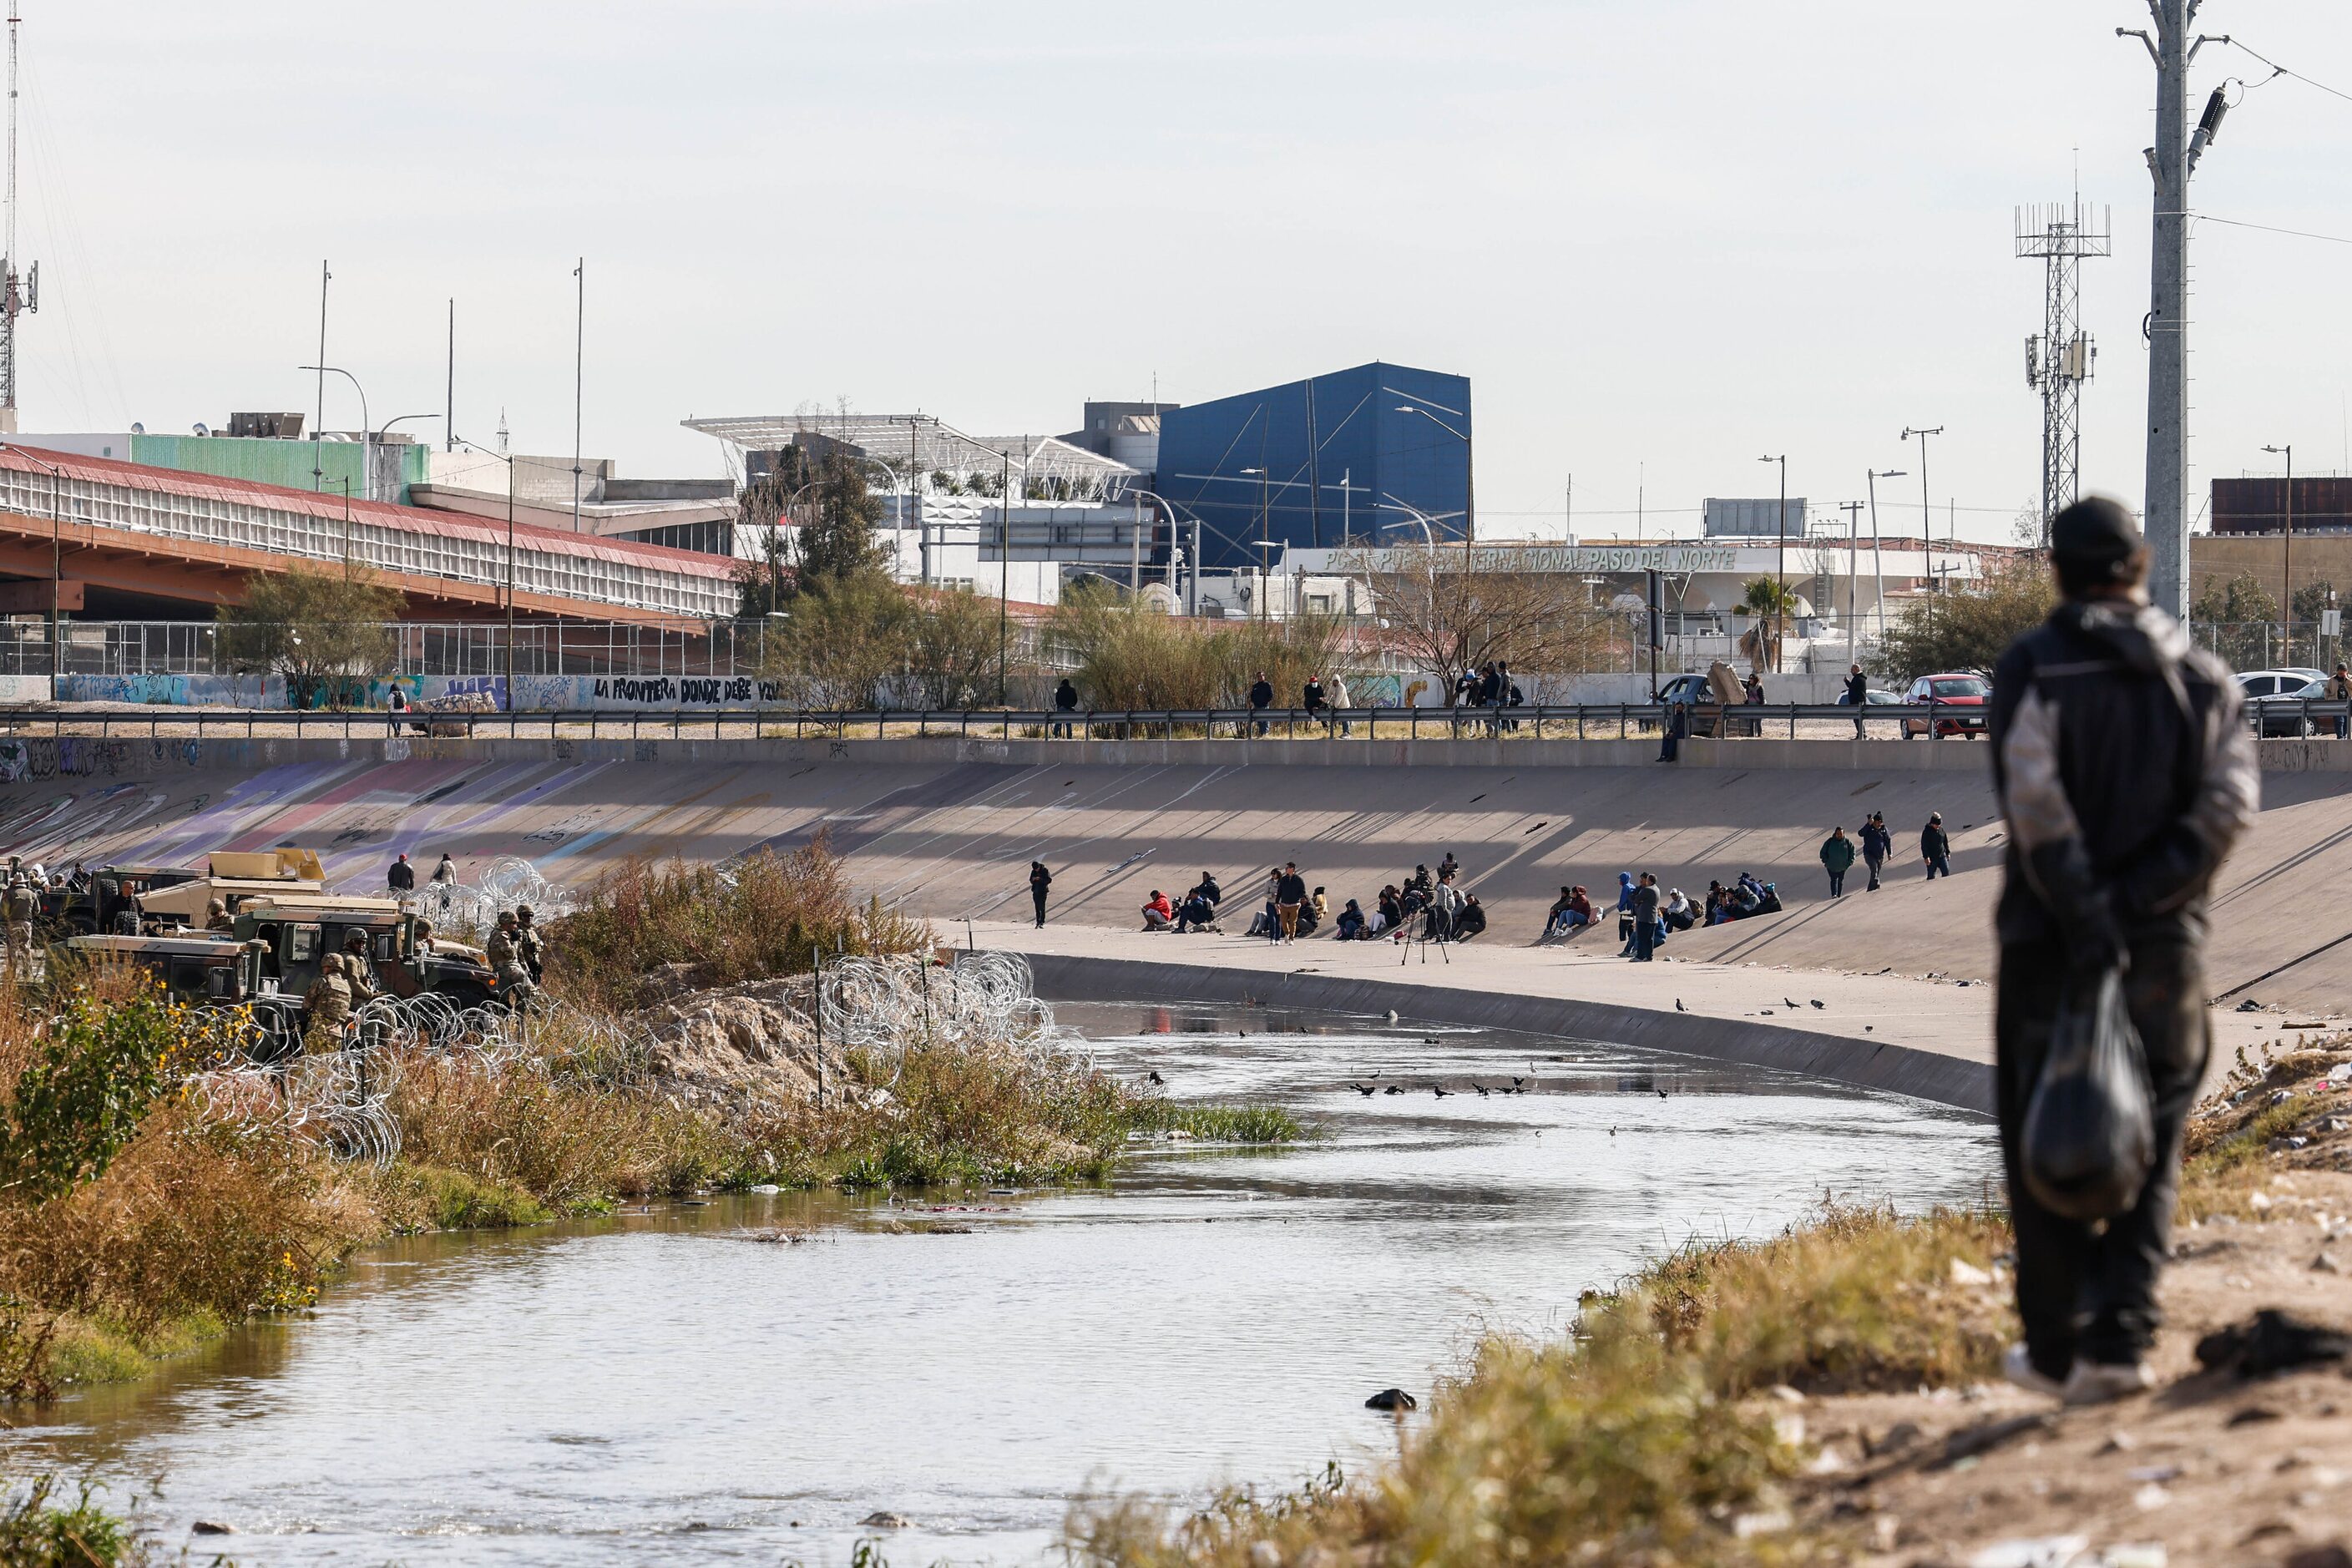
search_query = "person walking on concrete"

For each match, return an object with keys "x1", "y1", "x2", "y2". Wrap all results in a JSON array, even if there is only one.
[
  {"x1": 1989, "y1": 494, "x2": 2256, "y2": 1406},
  {"x1": 1921, "y1": 812, "x2": 1952, "y2": 880},
  {"x1": 1053, "y1": 677, "x2": 1080, "y2": 739},
  {"x1": 1028, "y1": 862, "x2": 1052, "y2": 928},
  {"x1": 1844, "y1": 663, "x2": 1869, "y2": 739},
  {"x1": 1860, "y1": 812, "x2": 1891, "y2": 891},
  {"x1": 1247, "y1": 672, "x2": 1274, "y2": 736},
  {"x1": 2331, "y1": 663, "x2": 2352, "y2": 741},
  {"x1": 1819, "y1": 826, "x2": 1856, "y2": 896},
  {"x1": 387, "y1": 852, "x2": 415, "y2": 895},
  {"x1": 1274, "y1": 862, "x2": 1308, "y2": 943},
  {"x1": 1629, "y1": 873, "x2": 1662, "y2": 961}
]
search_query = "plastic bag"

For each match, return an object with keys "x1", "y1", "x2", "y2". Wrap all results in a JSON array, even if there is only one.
[{"x1": 2021, "y1": 968, "x2": 2154, "y2": 1222}]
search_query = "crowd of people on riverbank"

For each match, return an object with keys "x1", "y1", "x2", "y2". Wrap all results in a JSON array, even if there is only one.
[{"x1": 1034, "y1": 801, "x2": 1962, "y2": 950}]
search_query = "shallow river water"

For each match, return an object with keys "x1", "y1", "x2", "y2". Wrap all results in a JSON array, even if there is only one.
[{"x1": 5, "y1": 1004, "x2": 1998, "y2": 1565}]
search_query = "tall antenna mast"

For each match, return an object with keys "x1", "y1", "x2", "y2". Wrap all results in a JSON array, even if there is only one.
[
  {"x1": 0, "y1": 2, "x2": 37, "y2": 435},
  {"x1": 2016, "y1": 190, "x2": 2111, "y2": 543}
]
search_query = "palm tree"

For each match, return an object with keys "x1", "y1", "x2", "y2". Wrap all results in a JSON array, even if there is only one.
[{"x1": 1739, "y1": 575, "x2": 1800, "y2": 673}]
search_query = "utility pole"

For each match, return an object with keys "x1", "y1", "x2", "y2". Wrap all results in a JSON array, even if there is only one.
[
  {"x1": 0, "y1": 3, "x2": 37, "y2": 437},
  {"x1": 445, "y1": 299, "x2": 455, "y2": 453},
  {"x1": 997, "y1": 449, "x2": 1011, "y2": 704},
  {"x1": 571, "y1": 258, "x2": 584, "y2": 534},
  {"x1": 2122, "y1": 3, "x2": 2230, "y2": 620},
  {"x1": 1758, "y1": 454, "x2": 1787, "y2": 672},
  {"x1": 2264, "y1": 443, "x2": 2292, "y2": 660},
  {"x1": 313, "y1": 262, "x2": 329, "y2": 490}
]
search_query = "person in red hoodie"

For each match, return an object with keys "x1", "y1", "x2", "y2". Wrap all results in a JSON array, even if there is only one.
[{"x1": 1141, "y1": 889, "x2": 1174, "y2": 931}]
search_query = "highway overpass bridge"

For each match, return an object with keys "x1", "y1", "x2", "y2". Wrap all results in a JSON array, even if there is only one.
[{"x1": 0, "y1": 444, "x2": 738, "y2": 625}]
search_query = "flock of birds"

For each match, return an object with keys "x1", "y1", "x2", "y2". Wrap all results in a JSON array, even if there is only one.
[{"x1": 1343, "y1": 1071, "x2": 1576, "y2": 1100}]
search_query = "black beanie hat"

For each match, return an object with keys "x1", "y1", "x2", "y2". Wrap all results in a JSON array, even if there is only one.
[{"x1": 2048, "y1": 495, "x2": 2142, "y2": 571}]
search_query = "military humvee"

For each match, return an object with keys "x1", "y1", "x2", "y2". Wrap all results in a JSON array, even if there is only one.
[
  {"x1": 59, "y1": 932, "x2": 303, "y2": 1056},
  {"x1": 136, "y1": 848, "x2": 328, "y2": 930},
  {"x1": 232, "y1": 898, "x2": 501, "y2": 1011}
]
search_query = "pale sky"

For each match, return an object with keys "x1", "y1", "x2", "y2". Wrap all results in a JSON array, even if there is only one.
[{"x1": 18, "y1": 1, "x2": 2352, "y2": 544}]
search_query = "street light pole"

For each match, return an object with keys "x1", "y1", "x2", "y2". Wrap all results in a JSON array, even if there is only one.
[
  {"x1": 2264, "y1": 443, "x2": 2294, "y2": 660},
  {"x1": 1867, "y1": 468, "x2": 1905, "y2": 650},
  {"x1": 1902, "y1": 425, "x2": 1942, "y2": 589},
  {"x1": 1758, "y1": 454, "x2": 1787, "y2": 672},
  {"x1": 454, "y1": 436, "x2": 518, "y2": 711},
  {"x1": 300, "y1": 363, "x2": 369, "y2": 502}
]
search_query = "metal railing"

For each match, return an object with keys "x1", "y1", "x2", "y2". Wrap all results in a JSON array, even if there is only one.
[
  {"x1": 0, "y1": 699, "x2": 2336, "y2": 745},
  {"x1": 0, "y1": 617, "x2": 1079, "y2": 680}
]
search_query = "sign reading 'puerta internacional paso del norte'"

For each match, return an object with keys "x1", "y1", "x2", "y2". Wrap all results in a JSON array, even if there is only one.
[{"x1": 1334, "y1": 544, "x2": 1743, "y2": 576}]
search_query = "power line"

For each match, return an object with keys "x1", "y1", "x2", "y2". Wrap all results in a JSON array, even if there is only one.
[
  {"x1": 2227, "y1": 38, "x2": 2352, "y2": 109},
  {"x1": 2193, "y1": 212, "x2": 2352, "y2": 246}
]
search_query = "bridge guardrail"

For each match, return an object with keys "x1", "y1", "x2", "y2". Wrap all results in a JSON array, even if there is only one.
[{"x1": 0, "y1": 698, "x2": 2338, "y2": 744}]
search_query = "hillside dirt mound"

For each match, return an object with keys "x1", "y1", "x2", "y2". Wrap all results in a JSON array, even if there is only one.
[{"x1": 629, "y1": 975, "x2": 852, "y2": 1106}]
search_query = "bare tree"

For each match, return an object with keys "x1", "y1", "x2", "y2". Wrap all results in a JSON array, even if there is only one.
[{"x1": 1343, "y1": 547, "x2": 1609, "y2": 704}]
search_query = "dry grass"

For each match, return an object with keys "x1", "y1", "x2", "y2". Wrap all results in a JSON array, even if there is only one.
[
  {"x1": 2178, "y1": 1029, "x2": 2352, "y2": 1222},
  {"x1": 1069, "y1": 1205, "x2": 2010, "y2": 1568},
  {"x1": 0, "y1": 940, "x2": 1297, "y2": 1399},
  {"x1": 549, "y1": 836, "x2": 928, "y2": 1011}
]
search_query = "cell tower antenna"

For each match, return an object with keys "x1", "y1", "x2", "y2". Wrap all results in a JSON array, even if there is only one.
[
  {"x1": 0, "y1": 1, "x2": 37, "y2": 436},
  {"x1": 2016, "y1": 193, "x2": 2112, "y2": 543}
]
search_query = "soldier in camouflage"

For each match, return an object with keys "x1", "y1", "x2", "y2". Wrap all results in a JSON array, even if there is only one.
[
  {"x1": 341, "y1": 930, "x2": 378, "y2": 1007},
  {"x1": 487, "y1": 910, "x2": 536, "y2": 1010},
  {"x1": 301, "y1": 952, "x2": 353, "y2": 1055},
  {"x1": 514, "y1": 904, "x2": 546, "y2": 984},
  {"x1": 3, "y1": 873, "x2": 35, "y2": 979}
]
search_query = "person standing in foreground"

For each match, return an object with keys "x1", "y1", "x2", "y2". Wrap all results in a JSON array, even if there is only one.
[
  {"x1": 1920, "y1": 812, "x2": 1952, "y2": 880},
  {"x1": 1989, "y1": 495, "x2": 2257, "y2": 1406},
  {"x1": 1819, "y1": 825, "x2": 1855, "y2": 896},
  {"x1": 1028, "y1": 862, "x2": 1052, "y2": 928},
  {"x1": 2330, "y1": 662, "x2": 2351, "y2": 741},
  {"x1": 1844, "y1": 663, "x2": 1869, "y2": 739}
]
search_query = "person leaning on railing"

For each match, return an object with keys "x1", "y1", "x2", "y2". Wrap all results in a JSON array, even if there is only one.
[{"x1": 2333, "y1": 664, "x2": 2351, "y2": 741}]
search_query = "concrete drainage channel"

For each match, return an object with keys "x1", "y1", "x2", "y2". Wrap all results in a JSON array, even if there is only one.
[{"x1": 1014, "y1": 950, "x2": 1995, "y2": 1115}]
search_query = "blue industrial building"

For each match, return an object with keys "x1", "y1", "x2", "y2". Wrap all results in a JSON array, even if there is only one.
[{"x1": 1153, "y1": 361, "x2": 1471, "y2": 570}]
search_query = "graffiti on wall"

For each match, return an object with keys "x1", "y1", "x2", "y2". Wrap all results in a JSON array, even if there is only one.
[{"x1": 509, "y1": 674, "x2": 787, "y2": 711}]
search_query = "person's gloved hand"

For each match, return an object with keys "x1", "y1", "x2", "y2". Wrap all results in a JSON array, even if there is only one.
[{"x1": 2027, "y1": 837, "x2": 2128, "y2": 979}]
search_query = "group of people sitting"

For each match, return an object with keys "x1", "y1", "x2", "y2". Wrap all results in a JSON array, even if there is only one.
[
  {"x1": 1141, "y1": 872, "x2": 1231, "y2": 934},
  {"x1": 1537, "y1": 869, "x2": 1783, "y2": 946},
  {"x1": 1139, "y1": 852, "x2": 1490, "y2": 944},
  {"x1": 1700, "y1": 873, "x2": 1783, "y2": 924}
]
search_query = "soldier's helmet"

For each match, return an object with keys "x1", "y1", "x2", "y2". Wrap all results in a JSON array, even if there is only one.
[
  {"x1": 344, "y1": 929, "x2": 368, "y2": 952},
  {"x1": 206, "y1": 898, "x2": 227, "y2": 918},
  {"x1": 516, "y1": 904, "x2": 534, "y2": 923},
  {"x1": 498, "y1": 909, "x2": 518, "y2": 928},
  {"x1": 319, "y1": 953, "x2": 341, "y2": 979}
]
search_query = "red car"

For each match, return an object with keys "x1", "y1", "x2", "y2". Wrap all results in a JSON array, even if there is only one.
[{"x1": 1900, "y1": 673, "x2": 1990, "y2": 739}]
